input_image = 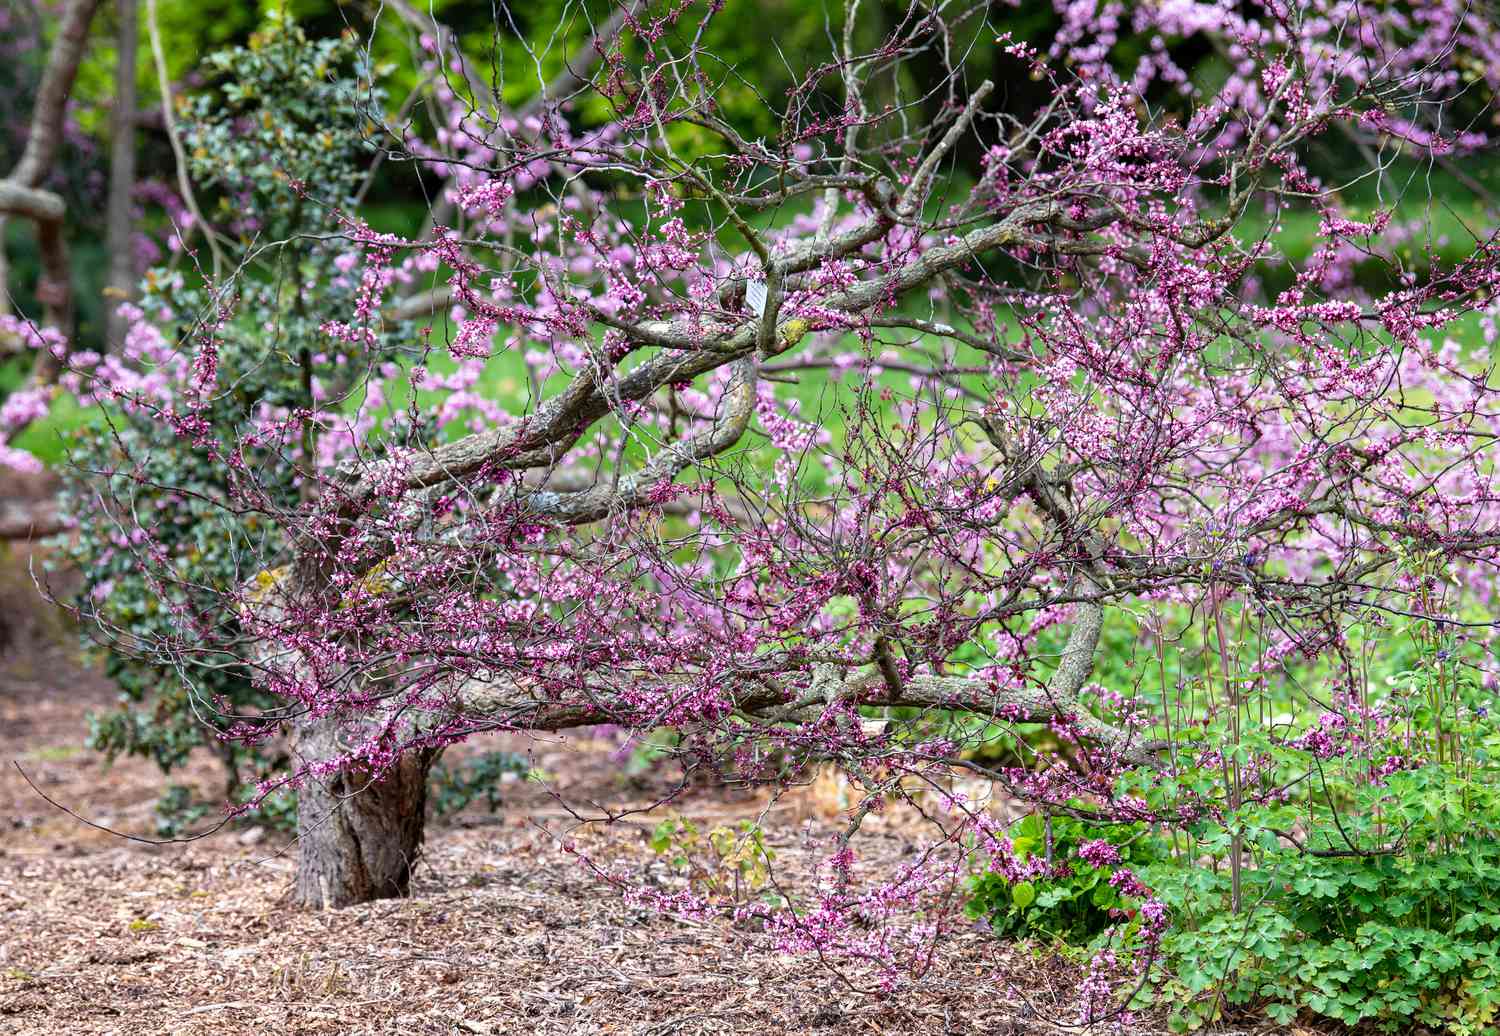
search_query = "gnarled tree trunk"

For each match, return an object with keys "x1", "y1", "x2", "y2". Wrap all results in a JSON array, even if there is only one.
[
  {"x1": 251, "y1": 569, "x2": 440, "y2": 910},
  {"x1": 293, "y1": 713, "x2": 437, "y2": 909}
]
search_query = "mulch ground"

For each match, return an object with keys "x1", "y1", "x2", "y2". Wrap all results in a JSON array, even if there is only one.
[{"x1": 0, "y1": 545, "x2": 1291, "y2": 1036}]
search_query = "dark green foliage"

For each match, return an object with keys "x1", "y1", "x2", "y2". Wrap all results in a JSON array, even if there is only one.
[
  {"x1": 153, "y1": 784, "x2": 210, "y2": 837},
  {"x1": 63, "y1": 18, "x2": 380, "y2": 817},
  {"x1": 69, "y1": 415, "x2": 286, "y2": 791},
  {"x1": 1151, "y1": 815, "x2": 1500, "y2": 1034},
  {"x1": 60, "y1": 18, "x2": 543, "y2": 839},
  {"x1": 151, "y1": 779, "x2": 298, "y2": 836},
  {"x1": 428, "y1": 751, "x2": 530, "y2": 817},
  {"x1": 183, "y1": 20, "x2": 373, "y2": 242}
]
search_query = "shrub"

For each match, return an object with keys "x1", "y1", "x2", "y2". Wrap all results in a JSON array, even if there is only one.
[
  {"x1": 58, "y1": 17, "x2": 381, "y2": 821},
  {"x1": 428, "y1": 750, "x2": 530, "y2": 817},
  {"x1": 1152, "y1": 830, "x2": 1500, "y2": 1033}
]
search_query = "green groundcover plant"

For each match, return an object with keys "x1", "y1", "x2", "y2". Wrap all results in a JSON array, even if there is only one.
[{"x1": 967, "y1": 580, "x2": 1500, "y2": 1032}]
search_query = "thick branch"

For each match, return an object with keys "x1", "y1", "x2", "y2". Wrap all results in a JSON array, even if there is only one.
[
  {"x1": 0, "y1": 182, "x2": 66, "y2": 223},
  {"x1": 353, "y1": 199, "x2": 1062, "y2": 506},
  {"x1": 898, "y1": 79, "x2": 994, "y2": 216},
  {"x1": 446, "y1": 662, "x2": 1161, "y2": 766},
  {"x1": 0, "y1": 499, "x2": 64, "y2": 540},
  {"x1": 515, "y1": 358, "x2": 757, "y2": 524}
]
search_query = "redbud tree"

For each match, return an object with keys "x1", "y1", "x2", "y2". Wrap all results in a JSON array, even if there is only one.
[{"x1": 18, "y1": 0, "x2": 1500, "y2": 1018}]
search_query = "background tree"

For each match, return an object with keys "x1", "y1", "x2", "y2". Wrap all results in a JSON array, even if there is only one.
[
  {"x1": 103, "y1": 0, "x2": 137, "y2": 350},
  {"x1": 0, "y1": 0, "x2": 103, "y2": 359}
]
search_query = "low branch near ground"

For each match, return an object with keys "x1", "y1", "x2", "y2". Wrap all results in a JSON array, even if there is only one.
[{"x1": 445, "y1": 663, "x2": 1161, "y2": 766}]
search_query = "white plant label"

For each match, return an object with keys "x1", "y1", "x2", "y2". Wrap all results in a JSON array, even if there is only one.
[{"x1": 745, "y1": 279, "x2": 768, "y2": 317}]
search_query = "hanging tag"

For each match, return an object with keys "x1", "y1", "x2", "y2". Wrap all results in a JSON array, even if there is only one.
[{"x1": 745, "y1": 279, "x2": 767, "y2": 317}]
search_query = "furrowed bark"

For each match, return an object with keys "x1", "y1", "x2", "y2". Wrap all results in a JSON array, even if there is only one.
[
  {"x1": 292, "y1": 712, "x2": 436, "y2": 910},
  {"x1": 249, "y1": 575, "x2": 440, "y2": 909}
]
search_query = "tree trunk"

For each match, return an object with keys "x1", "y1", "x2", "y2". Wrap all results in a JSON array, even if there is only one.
[
  {"x1": 104, "y1": 0, "x2": 138, "y2": 349},
  {"x1": 293, "y1": 714, "x2": 437, "y2": 909},
  {"x1": 2, "y1": 0, "x2": 103, "y2": 346}
]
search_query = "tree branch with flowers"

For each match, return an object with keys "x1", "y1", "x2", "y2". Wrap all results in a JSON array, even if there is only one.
[{"x1": 18, "y1": 0, "x2": 1500, "y2": 1025}]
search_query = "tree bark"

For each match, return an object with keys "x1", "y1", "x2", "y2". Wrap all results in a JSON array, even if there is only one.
[
  {"x1": 104, "y1": 0, "x2": 138, "y2": 349},
  {"x1": 292, "y1": 713, "x2": 437, "y2": 909},
  {"x1": 0, "y1": 498, "x2": 64, "y2": 540}
]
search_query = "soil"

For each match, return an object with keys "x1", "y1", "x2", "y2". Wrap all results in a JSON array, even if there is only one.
[{"x1": 0, "y1": 544, "x2": 1288, "y2": 1036}]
